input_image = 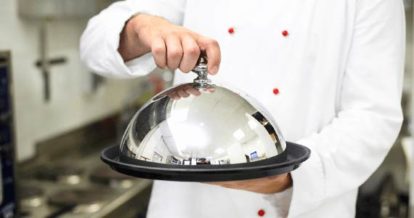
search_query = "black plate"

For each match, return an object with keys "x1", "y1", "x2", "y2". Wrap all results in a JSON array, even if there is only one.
[{"x1": 101, "y1": 142, "x2": 310, "y2": 182}]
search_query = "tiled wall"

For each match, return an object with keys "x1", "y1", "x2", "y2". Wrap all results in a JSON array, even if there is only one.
[{"x1": 0, "y1": 0, "x2": 147, "y2": 160}]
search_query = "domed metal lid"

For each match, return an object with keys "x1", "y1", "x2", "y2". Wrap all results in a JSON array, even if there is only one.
[{"x1": 101, "y1": 53, "x2": 310, "y2": 182}]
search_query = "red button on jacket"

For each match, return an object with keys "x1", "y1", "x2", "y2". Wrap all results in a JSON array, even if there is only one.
[{"x1": 258, "y1": 209, "x2": 266, "y2": 216}]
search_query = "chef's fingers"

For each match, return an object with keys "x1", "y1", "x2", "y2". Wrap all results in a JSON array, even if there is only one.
[
  {"x1": 205, "y1": 86, "x2": 216, "y2": 93},
  {"x1": 179, "y1": 35, "x2": 201, "y2": 73},
  {"x1": 151, "y1": 36, "x2": 167, "y2": 69},
  {"x1": 177, "y1": 89, "x2": 190, "y2": 98},
  {"x1": 168, "y1": 92, "x2": 180, "y2": 100},
  {"x1": 215, "y1": 183, "x2": 251, "y2": 190},
  {"x1": 207, "y1": 181, "x2": 241, "y2": 187},
  {"x1": 197, "y1": 37, "x2": 221, "y2": 75},
  {"x1": 265, "y1": 174, "x2": 288, "y2": 181},
  {"x1": 185, "y1": 86, "x2": 201, "y2": 96},
  {"x1": 165, "y1": 34, "x2": 183, "y2": 71}
]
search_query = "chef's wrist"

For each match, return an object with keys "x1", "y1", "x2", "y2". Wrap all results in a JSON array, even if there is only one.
[
  {"x1": 252, "y1": 173, "x2": 293, "y2": 194},
  {"x1": 266, "y1": 173, "x2": 292, "y2": 194},
  {"x1": 118, "y1": 13, "x2": 151, "y2": 61},
  {"x1": 279, "y1": 173, "x2": 293, "y2": 192}
]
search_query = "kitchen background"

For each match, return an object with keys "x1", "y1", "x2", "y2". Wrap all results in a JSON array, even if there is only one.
[{"x1": 0, "y1": 0, "x2": 413, "y2": 217}]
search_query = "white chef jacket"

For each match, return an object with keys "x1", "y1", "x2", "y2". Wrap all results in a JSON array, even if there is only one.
[{"x1": 80, "y1": 0, "x2": 405, "y2": 217}]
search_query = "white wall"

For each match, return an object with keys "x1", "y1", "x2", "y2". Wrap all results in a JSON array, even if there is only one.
[{"x1": 0, "y1": 0, "x2": 148, "y2": 160}]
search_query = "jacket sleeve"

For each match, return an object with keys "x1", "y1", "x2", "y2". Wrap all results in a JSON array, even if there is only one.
[
  {"x1": 288, "y1": 0, "x2": 405, "y2": 216},
  {"x1": 80, "y1": 0, "x2": 186, "y2": 78}
]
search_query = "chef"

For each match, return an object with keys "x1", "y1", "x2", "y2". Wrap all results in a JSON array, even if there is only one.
[{"x1": 80, "y1": 0, "x2": 405, "y2": 217}]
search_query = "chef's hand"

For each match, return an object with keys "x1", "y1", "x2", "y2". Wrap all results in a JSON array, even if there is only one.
[
  {"x1": 118, "y1": 13, "x2": 221, "y2": 74},
  {"x1": 209, "y1": 173, "x2": 292, "y2": 194}
]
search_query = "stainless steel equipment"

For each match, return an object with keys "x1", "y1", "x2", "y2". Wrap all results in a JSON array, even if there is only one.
[
  {"x1": 102, "y1": 53, "x2": 310, "y2": 182},
  {"x1": 17, "y1": 0, "x2": 114, "y2": 19},
  {"x1": 17, "y1": 117, "x2": 152, "y2": 218}
]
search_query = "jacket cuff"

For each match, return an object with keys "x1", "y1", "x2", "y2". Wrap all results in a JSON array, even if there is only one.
[
  {"x1": 287, "y1": 138, "x2": 325, "y2": 217},
  {"x1": 101, "y1": 7, "x2": 157, "y2": 78},
  {"x1": 100, "y1": 0, "x2": 185, "y2": 78},
  {"x1": 262, "y1": 187, "x2": 293, "y2": 217}
]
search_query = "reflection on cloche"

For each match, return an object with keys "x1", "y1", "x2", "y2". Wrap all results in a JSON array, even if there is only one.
[
  {"x1": 102, "y1": 53, "x2": 310, "y2": 182},
  {"x1": 119, "y1": 55, "x2": 286, "y2": 167}
]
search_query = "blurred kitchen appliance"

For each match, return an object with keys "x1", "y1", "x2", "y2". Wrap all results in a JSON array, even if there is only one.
[
  {"x1": 17, "y1": 0, "x2": 115, "y2": 19},
  {"x1": 102, "y1": 53, "x2": 310, "y2": 182},
  {"x1": 36, "y1": 19, "x2": 67, "y2": 102},
  {"x1": 17, "y1": 0, "x2": 115, "y2": 102},
  {"x1": 357, "y1": 174, "x2": 409, "y2": 218},
  {"x1": 17, "y1": 116, "x2": 151, "y2": 218},
  {"x1": 0, "y1": 51, "x2": 17, "y2": 218}
]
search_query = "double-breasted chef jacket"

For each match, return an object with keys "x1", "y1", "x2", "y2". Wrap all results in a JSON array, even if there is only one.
[{"x1": 80, "y1": 0, "x2": 405, "y2": 217}]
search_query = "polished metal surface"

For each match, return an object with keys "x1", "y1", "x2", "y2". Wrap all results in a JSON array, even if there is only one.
[
  {"x1": 18, "y1": 117, "x2": 152, "y2": 218},
  {"x1": 120, "y1": 54, "x2": 286, "y2": 166}
]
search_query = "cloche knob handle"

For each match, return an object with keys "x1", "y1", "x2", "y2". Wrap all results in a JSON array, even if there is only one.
[{"x1": 192, "y1": 51, "x2": 211, "y2": 88}]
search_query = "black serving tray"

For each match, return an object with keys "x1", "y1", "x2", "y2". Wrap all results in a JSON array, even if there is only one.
[{"x1": 101, "y1": 142, "x2": 310, "y2": 182}]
